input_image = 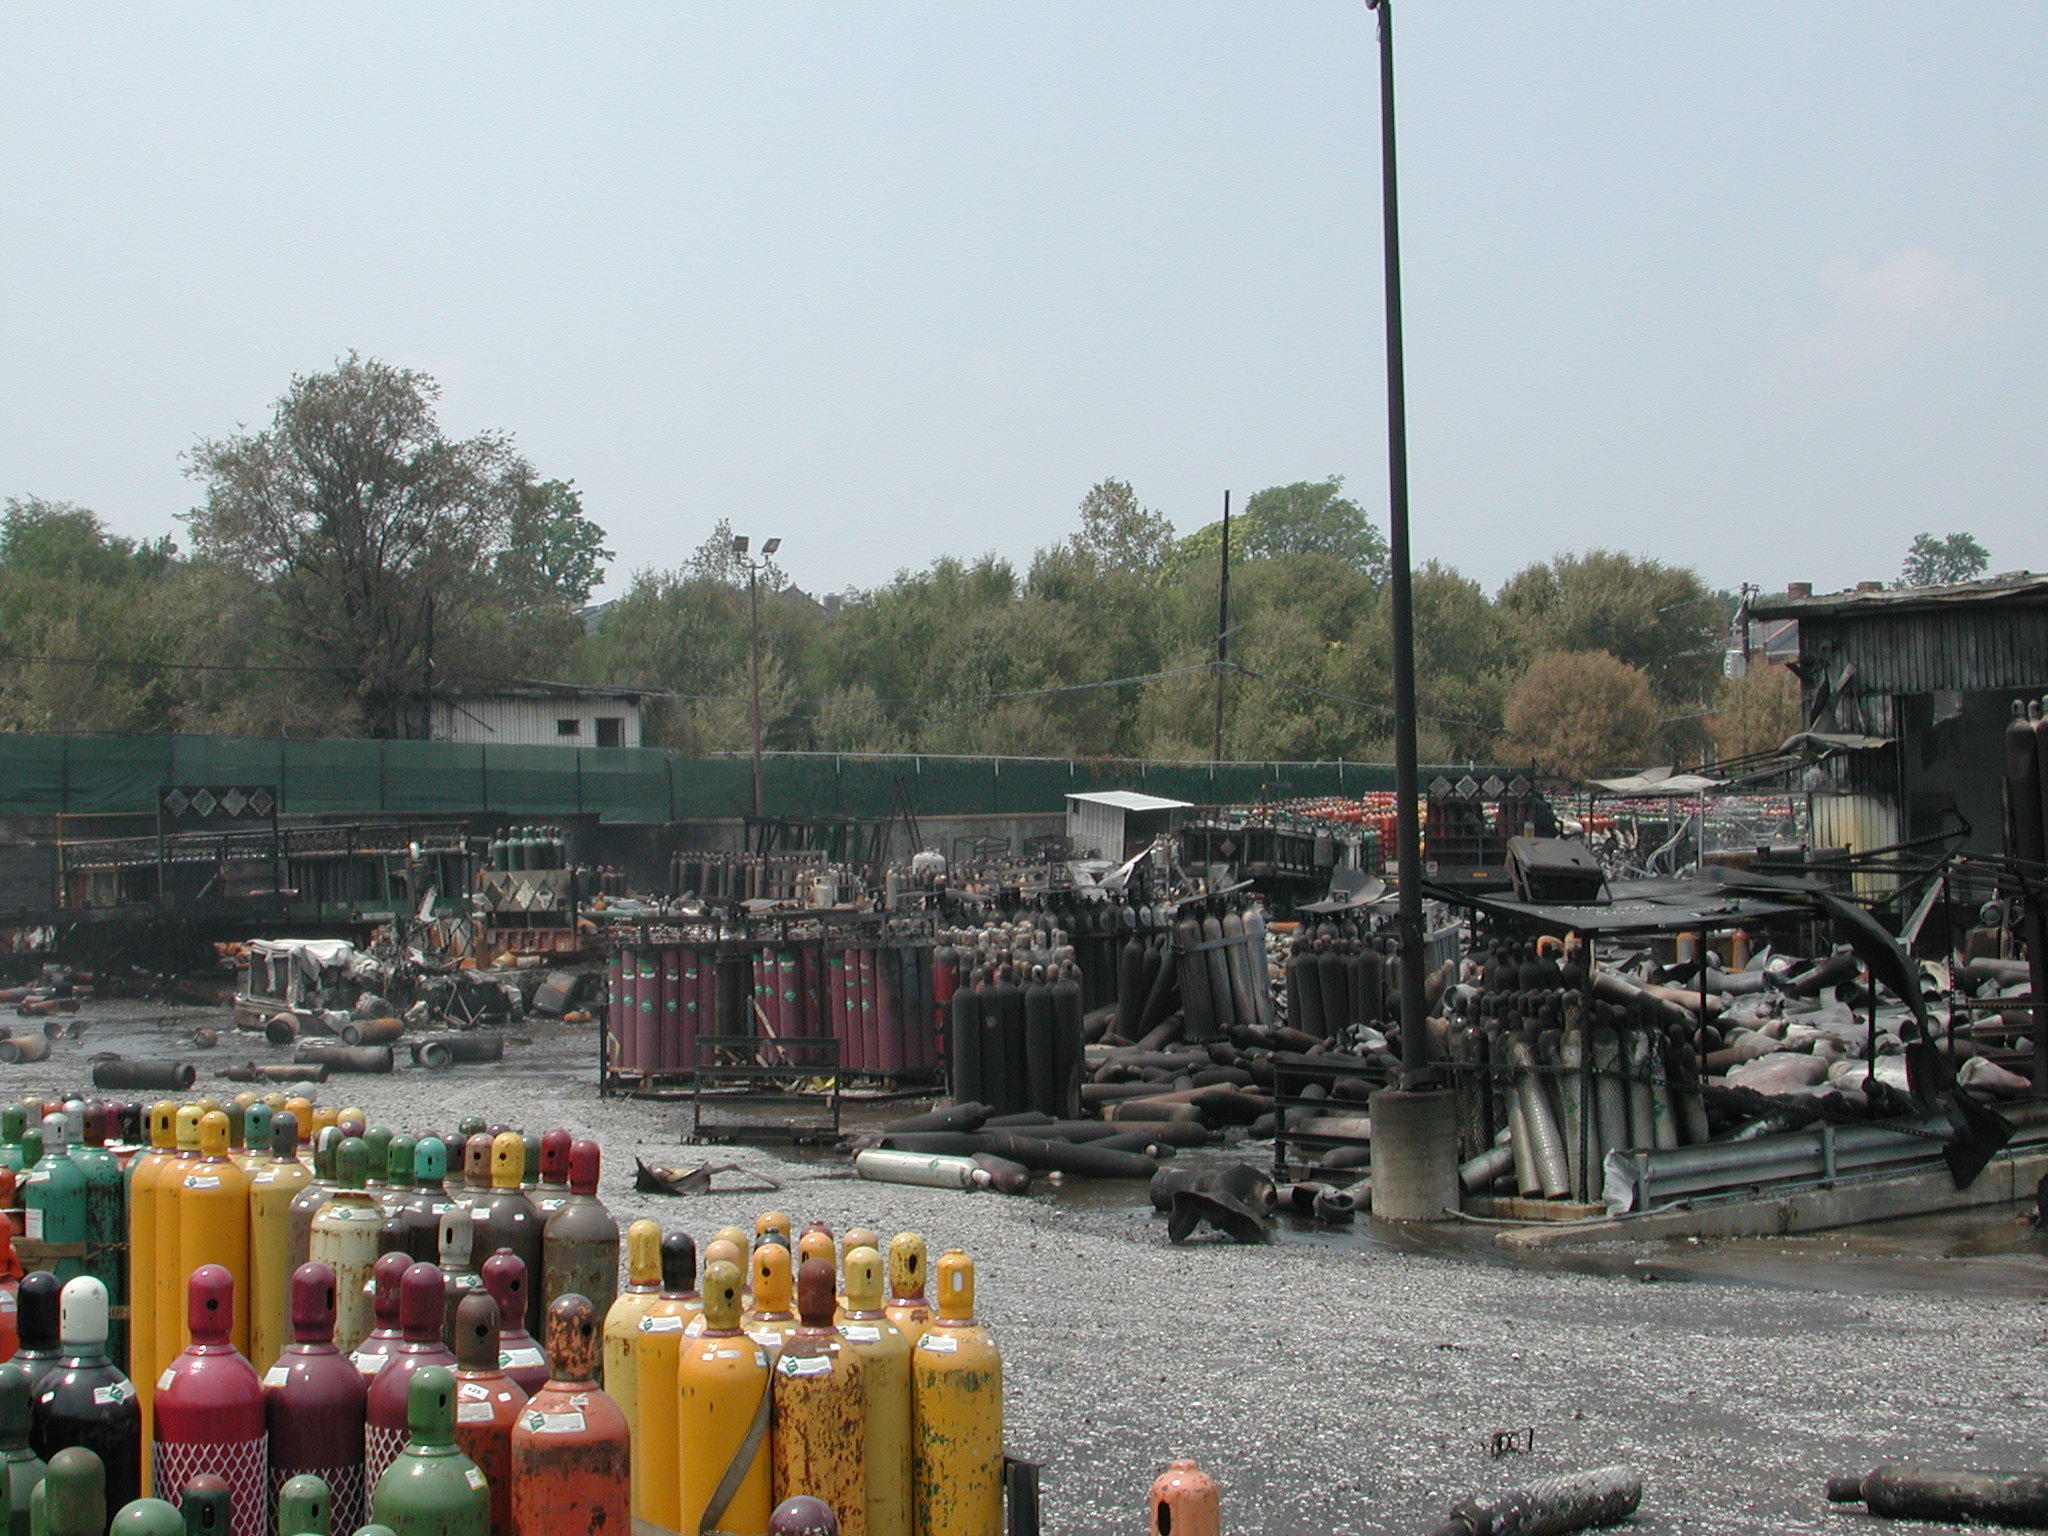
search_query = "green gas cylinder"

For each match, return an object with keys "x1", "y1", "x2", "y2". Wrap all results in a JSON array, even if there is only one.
[
  {"x1": 0, "y1": 1361, "x2": 44, "y2": 1536},
  {"x1": 368, "y1": 1366, "x2": 488, "y2": 1536}
]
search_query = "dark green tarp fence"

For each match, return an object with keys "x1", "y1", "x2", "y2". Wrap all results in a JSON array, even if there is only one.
[{"x1": 0, "y1": 734, "x2": 1421, "y2": 824}]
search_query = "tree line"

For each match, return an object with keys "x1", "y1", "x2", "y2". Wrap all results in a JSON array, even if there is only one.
[{"x1": 3, "y1": 355, "x2": 1814, "y2": 779}]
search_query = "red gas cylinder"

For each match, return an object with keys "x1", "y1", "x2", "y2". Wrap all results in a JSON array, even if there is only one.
[
  {"x1": 1149, "y1": 1459, "x2": 1220, "y2": 1536},
  {"x1": 531, "y1": 1132, "x2": 572, "y2": 1223},
  {"x1": 265, "y1": 1262, "x2": 369, "y2": 1536},
  {"x1": 508, "y1": 1294, "x2": 629, "y2": 1536},
  {"x1": 449, "y1": 1293, "x2": 525, "y2": 1536},
  {"x1": 363, "y1": 1262, "x2": 454, "y2": 1490},
  {"x1": 353, "y1": 1251, "x2": 413, "y2": 1384},
  {"x1": 151, "y1": 1265, "x2": 266, "y2": 1536},
  {"x1": 478, "y1": 1252, "x2": 547, "y2": 1397}
]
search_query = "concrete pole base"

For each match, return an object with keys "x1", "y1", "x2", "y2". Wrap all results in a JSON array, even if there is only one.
[{"x1": 1368, "y1": 1087, "x2": 1461, "y2": 1222}]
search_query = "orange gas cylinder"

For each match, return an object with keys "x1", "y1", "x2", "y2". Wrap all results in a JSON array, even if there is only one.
[
  {"x1": 150, "y1": 1106, "x2": 203, "y2": 1422},
  {"x1": 795, "y1": 1227, "x2": 834, "y2": 1274},
  {"x1": 448, "y1": 1293, "x2": 524, "y2": 1536},
  {"x1": 772, "y1": 1259, "x2": 865, "y2": 1536},
  {"x1": 753, "y1": 1212, "x2": 791, "y2": 1248},
  {"x1": 631, "y1": 1233, "x2": 698, "y2": 1531},
  {"x1": 508, "y1": 1295, "x2": 628, "y2": 1536},
  {"x1": 124, "y1": 1102, "x2": 177, "y2": 1443},
  {"x1": 597, "y1": 1219, "x2": 659, "y2": 1504},
  {"x1": 175, "y1": 1113, "x2": 251, "y2": 1359},
  {"x1": 676, "y1": 1259, "x2": 772, "y2": 1536},
  {"x1": 1149, "y1": 1460, "x2": 1220, "y2": 1536},
  {"x1": 882, "y1": 1235, "x2": 929, "y2": 1347},
  {"x1": 743, "y1": 1244, "x2": 795, "y2": 1356},
  {"x1": 836, "y1": 1248, "x2": 910, "y2": 1536},
  {"x1": 910, "y1": 1251, "x2": 1002, "y2": 1536}
]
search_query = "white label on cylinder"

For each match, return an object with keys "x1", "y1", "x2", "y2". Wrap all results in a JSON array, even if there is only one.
[
  {"x1": 157, "y1": 1369, "x2": 177, "y2": 1391},
  {"x1": 457, "y1": 1401, "x2": 496, "y2": 1423},
  {"x1": 95, "y1": 1383, "x2": 132, "y2": 1406},
  {"x1": 263, "y1": 1366, "x2": 289, "y2": 1388},
  {"x1": 777, "y1": 1354, "x2": 831, "y2": 1377},
  {"x1": 526, "y1": 1409, "x2": 585, "y2": 1434},
  {"x1": 185, "y1": 1175, "x2": 220, "y2": 1189},
  {"x1": 502, "y1": 1346, "x2": 546, "y2": 1368},
  {"x1": 465, "y1": 1468, "x2": 486, "y2": 1490},
  {"x1": 639, "y1": 1315, "x2": 683, "y2": 1333},
  {"x1": 919, "y1": 1335, "x2": 958, "y2": 1354},
  {"x1": 23, "y1": 1209, "x2": 41, "y2": 1240},
  {"x1": 841, "y1": 1325, "x2": 882, "y2": 1343}
]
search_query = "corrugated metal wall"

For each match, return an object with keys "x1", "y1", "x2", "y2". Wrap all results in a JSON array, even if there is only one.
[
  {"x1": 1801, "y1": 604, "x2": 2048, "y2": 694},
  {"x1": 434, "y1": 696, "x2": 642, "y2": 748}
]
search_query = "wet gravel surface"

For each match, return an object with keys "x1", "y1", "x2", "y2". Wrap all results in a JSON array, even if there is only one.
[{"x1": 18, "y1": 1003, "x2": 2048, "y2": 1535}]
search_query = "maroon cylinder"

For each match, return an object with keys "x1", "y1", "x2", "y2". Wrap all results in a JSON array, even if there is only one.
[
  {"x1": 153, "y1": 1265, "x2": 267, "y2": 1536},
  {"x1": 480, "y1": 1249, "x2": 548, "y2": 1396},
  {"x1": 353, "y1": 1249, "x2": 412, "y2": 1383},
  {"x1": 267, "y1": 1262, "x2": 369, "y2": 1534},
  {"x1": 363, "y1": 1261, "x2": 454, "y2": 1488}
]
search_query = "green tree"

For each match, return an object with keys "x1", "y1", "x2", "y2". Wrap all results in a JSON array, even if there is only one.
[
  {"x1": 497, "y1": 478, "x2": 612, "y2": 608},
  {"x1": 1502, "y1": 650, "x2": 1661, "y2": 780},
  {"x1": 1898, "y1": 531, "x2": 1990, "y2": 588},
  {"x1": 1071, "y1": 477, "x2": 1175, "y2": 575},
  {"x1": 184, "y1": 353, "x2": 600, "y2": 736},
  {"x1": 1171, "y1": 476, "x2": 1389, "y2": 585},
  {"x1": 1712, "y1": 662, "x2": 1803, "y2": 762},
  {"x1": 1497, "y1": 550, "x2": 1724, "y2": 714}
]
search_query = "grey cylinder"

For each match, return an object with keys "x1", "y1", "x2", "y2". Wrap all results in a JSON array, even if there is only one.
[
  {"x1": 264, "y1": 1015, "x2": 298, "y2": 1046},
  {"x1": 92, "y1": 1058, "x2": 197, "y2": 1090},
  {"x1": 1368, "y1": 1087, "x2": 1461, "y2": 1221},
  {"x1": 0, "y1": 1034, "x2": 50, "y2": 1064},
  {"x1": 293, "y1": 1043, "x2": 394, "y2": 1074},
  {"x1": 410, "y1": 1034, "x2": 504, "y2": 1068},
  {"x1": 340, "y1": 1017, "x2": 402, "y2": 1047}
]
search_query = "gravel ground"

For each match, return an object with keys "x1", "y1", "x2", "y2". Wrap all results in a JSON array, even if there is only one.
[{"x1": 18, "y1": 1006, "x2": 2048, "y2": 1535}]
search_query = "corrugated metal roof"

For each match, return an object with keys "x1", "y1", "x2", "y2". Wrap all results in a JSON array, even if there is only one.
[
  {"x1": 1065, "y1": 790, "x2": 1191, "y2": 812},
  {"x1": 1752, "y1": 571, "x2": 2048, "y2": 620}
]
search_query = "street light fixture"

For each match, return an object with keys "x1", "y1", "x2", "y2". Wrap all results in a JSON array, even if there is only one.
[{"x1": 733, "y1": 535, "x2": 781, "y2": 820}]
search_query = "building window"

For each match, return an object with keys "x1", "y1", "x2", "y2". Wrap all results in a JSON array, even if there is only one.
[
  {"x1": 557, "y1": 718, "x2": 581, "y2": 737},
  {"x1": 596, "y1": 717, "x2": 624, "y2": 748}
]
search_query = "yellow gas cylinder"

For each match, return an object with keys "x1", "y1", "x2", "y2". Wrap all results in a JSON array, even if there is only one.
[
  {"x1": 1149, "y1": 1460, "x2": 1220, "y2": 1536},
  {"x1": 677, "y1": 1258, "x2": 772, "y2": 1536},
  {"x1": 742, "y1": 1243, "x2": 796, "y2": 1356},
  {"x1": 883, "y1": 1234, "x2": 930, "y2": 1347},
  {"x1": 126, "y1": 1101, "x2": 178, "y2": 1444},
  {"x1": 176, "y1": 1110, "x2": 253, "y2": 1357},
  {"x1": 228, "y1": 1095, "x2": 263, "y2": 1173},
  {"x1": 284, "y1": 1098, "x2": 315, "y2": 1143},
  {"x1": 247, "y1": 1106, "x2": 310, "y2": 1375},
  {"x1": 152, "y1": 1104, "x2": 204, "y2": 1409},
  {"x1": 837, "y1": 1246, "x2": 911, "y2": 1536},
  {"x1": 753, "y1": 1211, "x2": 791, "y2": 1247},
  {"x1": 712, "y1": 1225, "x2": 751, "y2": 1302},
  {"x1": 838, "y1": 1228, "x2": 880, "y2": 1307},
  {"x1": 796, "y1": 1227, "x2": 834, "y2": 1273},
  {"x1": 690, "y1": 1237, "x2": 745, "y2": 1337},
  {"x1": 599, "y1": 1218, "x2": 661, "y2": 1507},
  {"x1": 309, "y1": 1106, "x2": 339, "y2": 1142},
  {"x1": 910, "y1": 1251, "x2": 1002, "y2": 1536},
  {"x1": 773, "y1": 1258, "x2": 867, "y2": 1536},
  {"x1": 633, "y1": 1232, "x2": 700, "y2": 1531}
]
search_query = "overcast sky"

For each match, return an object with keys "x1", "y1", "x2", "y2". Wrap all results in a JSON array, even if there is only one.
[{"x1": 3, "y1": 4, "x2": 2041, "y2": 604}]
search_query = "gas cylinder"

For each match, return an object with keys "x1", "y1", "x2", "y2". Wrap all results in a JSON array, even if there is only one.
[
  {"x1": 285, "y1": 1129, "x2": 341, "y2": 1297},
  {"x1": 282, "y1": 1101, "x2": 314, "y2": 1148},
  {"x1": 353, "y1": 1253, "x2": 413, "y2": 1385},
  {"x1": 367, "y1": 1366, "x2": 488, "y2": 1536},
  {"x1": 308, "y1": 1140, "x2": 383, "y2": 1355},
  {"x1": 150, "y1": 1267, "x2": 265, "y2": 1536},
  {"x1": 447, "y1": 1295, "x2": 522, "y2": 1536},
  {"x1": 631, "y1": 1233, "x2": 698, "y2": 1530},
  {"x1": 12, "y1": 1277, "x2": 58, "y2": 1391},
  {"x1": 335, "y1": 1111, "x2": 365, "y2": 1143},
  {"x1": 882, "y1": 1235, "x2": 929, "y2": 1347},
  {"x1": 1148, "y1": 1459, "x2": 1219, "y2": 1536},
  {"x1": 754, "y1": 1211, "x2": 791, "y2": 1248},
  {"x1": 597, "y1": 1221, "x2": 658, "y2": 1501},
  {"x1": 248, "y1": 1110, "x2": 310, "y2": 1377},
  {"x1": 743, "y1": 1244, "x2": 795, "y2": 1355},
  {"x1": 528, "y1": 1136, "x2": 569, "y2": 1226},
  {"x1": 362, "y1": 1131, "x2": 393, "y2": 1213},
  {"x1": 123, "y1": 1102, "x2": 177, "y2": 1442},
  {"x1": 476, "y1": 1255, "x2": 544, "y2": 1398},
  {"x1": 909, "y1": 1252, "x2": 1001, "y2": 1536},
  {"x1": 538, "y1": 1143, "x2": 615, "y2": 1337},
  {"x1": 772, "y1": 1259, "x2": 865, "y2": 1536},
  {"x1": 178, "y1": 1472, "x2": 230, "y2": 1536},
  {"x1": 379, "y1": 1139, "x2": 418, "y2": 1256},
  {"x1": 109, "y1": 1498, "x2": 183, "y2": 1536},
  {"x1": 0, "y1": 1360, "x2": 45, "y2": 1536},
  {"x1": 276, "y1": 1472, "x2": 331, "y2": 1536},
  {"x1": 396, "y1": 1143, "x2": 452, "y2": 1268},
  {"x1": 0, "y1": 1110, "x2": 21, "y2": 1177},
  {"x1": 508, "y1": 1295, "x2": 628, "y2": 1536},
  {"x1": 265, "y1": 1263, "x2": 369, "y2": 1536},
  {"x1": 31, "y1": 1278, "x2": 139, "y2": 1508},
  {"x1": 434, "y1": 1214, "x2": 484, "y2": 1352},
  {"x1": 472, "y1": 1141, "x2": 541, "y2": 1341},
  {"x1": 20, "y1": 1119, "x2": 85, "y2": 1284},
  {"x1": 837, "y1": 1247, "x2": 910, "y2": 1536},
  {"x1": 795, "y1": 1227, "x2": 834, "y2": 1276},
  {"x1": 175, "y1": 1113, "x2": 251, "y2": 1359},
  {"x1": 458, "y1": 1139, "x2": 491, "y2": 1207},
  {"x1": 676, "y1": 1259, "x2": 772, "y2": 1536},
  {"x1": 364, "y1": 1266, "x2": 453, "y2": 1490},
  {"x1": 66, "y1": 1108, "x2": 124, "y2": 1373},
  {"x1": 37, "y1": 1447, "x2": 105, "y2": 1536}
]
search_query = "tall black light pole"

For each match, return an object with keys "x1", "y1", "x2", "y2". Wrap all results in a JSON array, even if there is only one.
[
  {"x1": 1369, "y1": 0, "x2": 1431, "y2": 1086},
  {"x1": 733, "y1": 534, "x2": 782, "y2": 820}
]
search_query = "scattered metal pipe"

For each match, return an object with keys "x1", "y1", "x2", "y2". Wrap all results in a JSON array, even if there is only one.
[
  {"x1": 292, "y1": 1043, "x2": 394, "y2": 1074},
  {"x1": 1429, "y1": 1464, "x2": 1643, "y2": 1536},
  {"x1": 91, "y1": 1058, "x2": 196, "y2": 1090},
  {"x1": 1829, "y1": 1465, "x2": 2048, "y2": 1527}
]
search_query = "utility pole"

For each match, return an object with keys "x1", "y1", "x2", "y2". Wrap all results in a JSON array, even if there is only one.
[
  {"x1": 1212, "y1": 490, "x2": 1231, "y2": 763},
  {"x1": 734, "y1": 534, "x2": 782, "y2": 821}
]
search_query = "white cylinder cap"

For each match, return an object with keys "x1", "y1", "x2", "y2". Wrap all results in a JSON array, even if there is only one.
[
  {"x1": 60, "y1": 1276, "x2": 109, "y2": 1349},
  {"x1": 61, "y1": 1101, "x2": 85, "y2": 1141},
  {"x1": 41, "y1": 1114, "x2": 70, "y2": 1153},
  {"x1": 438, "y1": 1208, "x2": 473, "y2": 1263}
]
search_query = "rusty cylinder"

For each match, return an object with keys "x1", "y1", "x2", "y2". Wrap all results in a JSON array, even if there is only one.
[
  {"x1": 910, "y1": 1251, "x2": 1002, "y2": 1536},
  {"x1": 540, "y1": 1142, "x2": 617, "y2": 1351},
  {"x1": 448, "y1": 1294, "x2": 524, "y2": 1536},
  {"x1": 772, "y1": 1259, "x2": 866, "y2": 1536},
  {"x1": 508, "y1": 1295, "x2": 628, "y2": 1536}
]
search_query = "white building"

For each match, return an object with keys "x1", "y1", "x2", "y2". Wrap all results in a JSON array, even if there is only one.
[{"x1": 431, "y1": 683, "x2": 645, "y2": 749}]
